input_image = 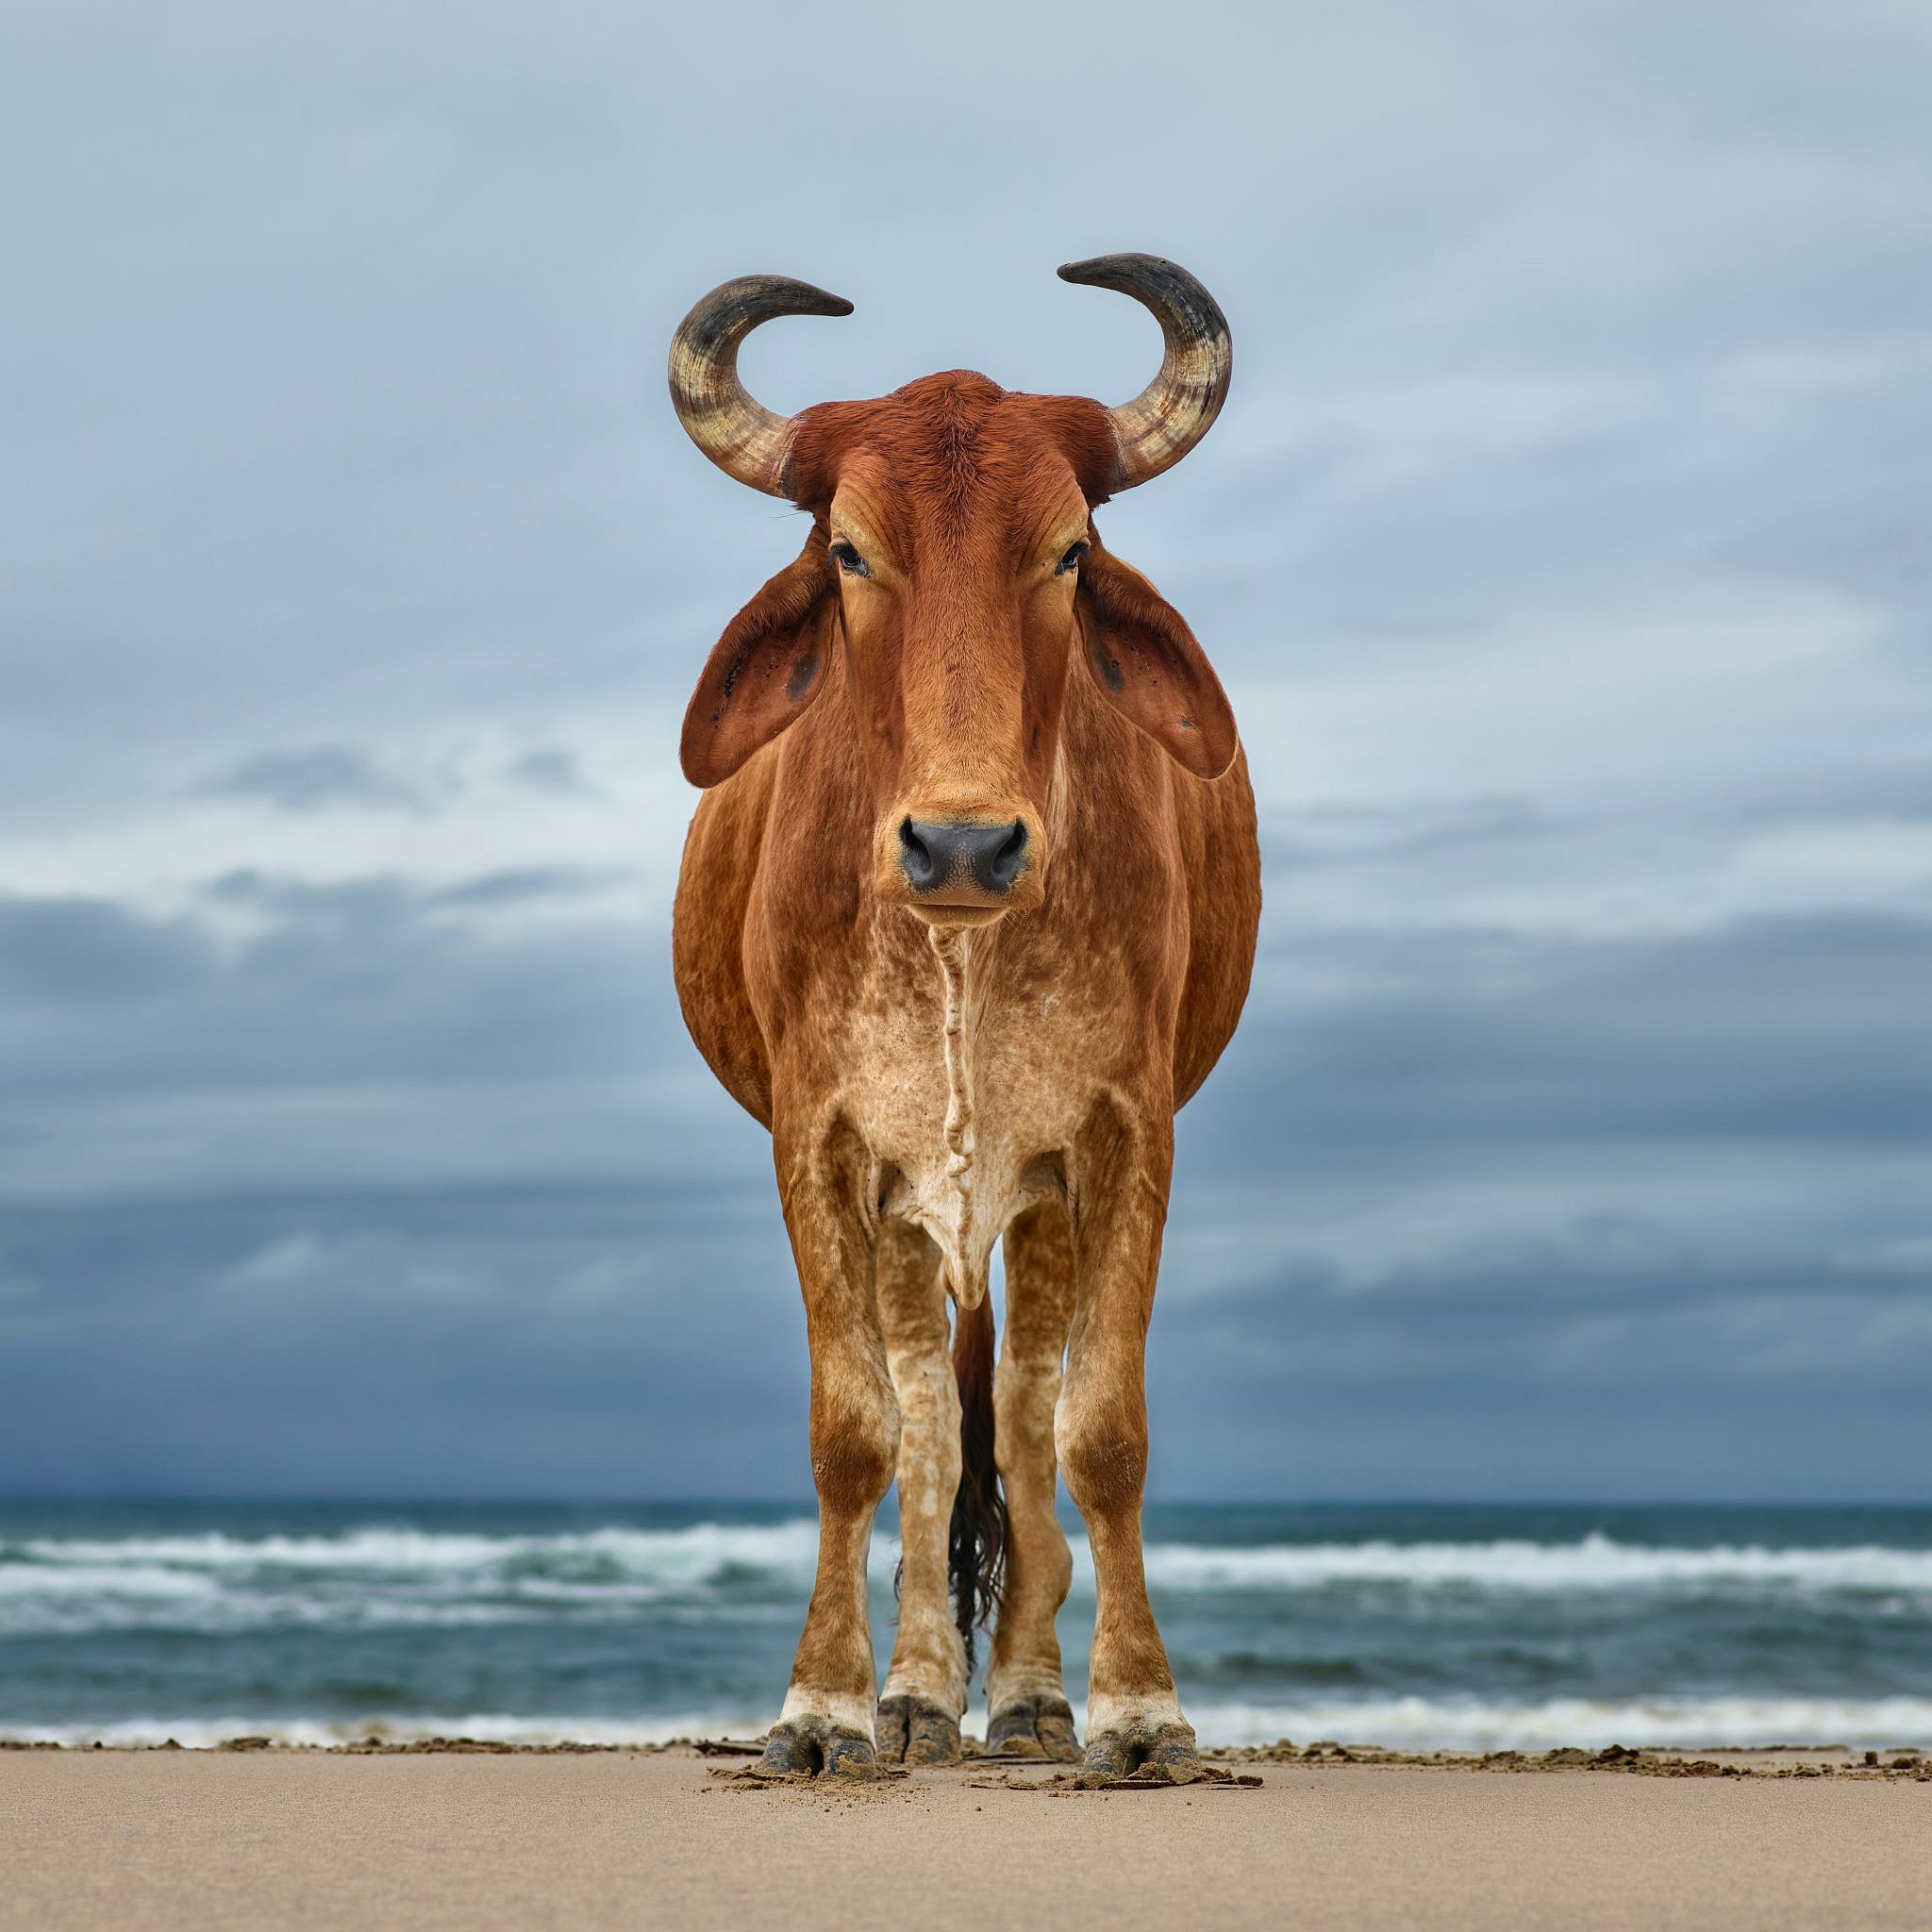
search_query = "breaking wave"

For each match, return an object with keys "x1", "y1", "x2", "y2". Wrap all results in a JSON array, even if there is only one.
[
  {"x1": 0, "y1": 1523, "x2": 822, "y2": 1636},
  {"x1": 6, "y1": 1522, "x2": 1930, "y2": 1638},
  {"x1": 1137, "y1": 1533, "x2": 1932, "y2": 1594}
]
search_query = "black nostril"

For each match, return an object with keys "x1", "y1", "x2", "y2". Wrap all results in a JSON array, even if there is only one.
[
  {"x1": 986, "y1": 819, "x2": 1028, "y2": 891},
  {"x1": 898, "y1": 818, "x2": 937, "y2": 891}
]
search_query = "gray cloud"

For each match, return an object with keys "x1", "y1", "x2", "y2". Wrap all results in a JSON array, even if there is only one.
[
  {"x1": 2, "y1": 877, "x2": 676, "y2": 1121},
  {"x1": 1263, "y1": 798, "x2": 1584, "y2": 873},
  {"x1": 1219, "y1": 912, "x2": 1932, "y2": 1165},
  {"x1": 0, "y1": 1183, "x2": 802, "y2": 1498},
  {"x1": 195, "y1": 747, "x2": 432, "y2": 816},
  {"x1": 0, "y1": 896, "x2": 209, "y2": 1006},
  {"x1": 425, "y1": 865, "x2": 620, "y2": 908},
  {"x1": 1146, "y1": 1226, "x2": 1932, "y2": 1501},
  {"x1": 506, "y1": 750, "x2": 597, "y2": 797}
]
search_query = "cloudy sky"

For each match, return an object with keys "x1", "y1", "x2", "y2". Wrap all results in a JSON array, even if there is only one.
[{"x1": 4, "y1": 0, "x2": 1929, "y2": 1499}]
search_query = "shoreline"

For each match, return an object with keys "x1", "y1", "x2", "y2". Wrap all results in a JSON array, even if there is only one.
[{"x1": 6, "y1": 1733, "x2": 1928, "y2": 1779}]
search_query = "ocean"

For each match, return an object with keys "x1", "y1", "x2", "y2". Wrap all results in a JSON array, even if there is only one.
[{"x1": 4, "y1": 1500, "x2": 1930, "y2": 1753}]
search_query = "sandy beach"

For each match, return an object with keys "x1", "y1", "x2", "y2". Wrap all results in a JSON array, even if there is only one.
[{"x1": 5, "y1": 1744, "x2": 1927, "y2": 1931}]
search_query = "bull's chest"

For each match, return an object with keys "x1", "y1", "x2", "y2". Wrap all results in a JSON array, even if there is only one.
[{"x1": 835, "y1": 928, "x2": 1089, "y2": 1307}]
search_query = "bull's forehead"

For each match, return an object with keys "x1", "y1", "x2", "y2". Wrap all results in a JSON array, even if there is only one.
[
  {"x1": 791, "y1": 373, "x2": 1117, "y2": 550},
  {"x1": 832, "y1": 460, "x2": 1085, "y2": 570}
]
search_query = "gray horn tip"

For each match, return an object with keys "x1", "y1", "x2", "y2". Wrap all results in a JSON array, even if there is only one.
[
  {"x1": 1057, "y1": 253, "x2": 1179, "y2": 290},
  {"x1": 677, "y1": 276, "x2": 854, "y2": 333},
  {"x1": 751, "y1": 276, "x2": 854, "y2": 319}
]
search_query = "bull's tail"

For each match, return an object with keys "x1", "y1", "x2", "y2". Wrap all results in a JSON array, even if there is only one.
[{"x1": 948, "y1": 1293, "x2": 1007, "y2": 1675}]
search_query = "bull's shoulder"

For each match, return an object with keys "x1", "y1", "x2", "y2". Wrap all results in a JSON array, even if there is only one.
[
  {"x1": 673, "y1": 749, "x2": 778, "y2": 1127},
  {"x1": 1172, "y1": 743, "x2": 1261, "y2": 1108}
]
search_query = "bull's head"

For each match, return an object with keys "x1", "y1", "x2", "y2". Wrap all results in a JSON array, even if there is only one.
[{"x1": 669, "y1": 256, "x2": 1237, "y2": 925}]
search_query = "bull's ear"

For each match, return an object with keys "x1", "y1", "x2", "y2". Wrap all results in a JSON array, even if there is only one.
[
  {"x1": 1074, "y1": 531, "x2": 1238, "y2": 781},
  {"x1": 680, "y1": 528, "x2": 838, "y2": 788}
]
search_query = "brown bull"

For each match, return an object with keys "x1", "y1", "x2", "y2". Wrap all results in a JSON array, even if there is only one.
[{"x1": 667, "y1": 256, "x2": 1260, "y2": 1781}]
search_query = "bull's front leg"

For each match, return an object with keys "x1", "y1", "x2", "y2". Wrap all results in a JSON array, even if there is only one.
[
  {"x1": 1057, "y1": 1096, "x2": 1205, "y2": 1782},
  {"x1": 755, "y1": 1115, "x2": 900, "y2": 1780},
  {"x1": 874, "y1": 1218, "x2": 968, "y2": 1764}
]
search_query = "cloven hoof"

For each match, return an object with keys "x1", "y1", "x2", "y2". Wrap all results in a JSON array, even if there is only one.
[
  {"x1": 1081, "y1": 1719, "x2": 1208, "y2": 1785},
  {"x1": 749, "y1": 1718, "x2": 882, "y2": 1781},
  {"x1": 874, "y1": 1694, "x2": 963, "y2": 1767},
  {"x1": 986, "y1": 1694, "x2": 1083, "y2": 1762}
]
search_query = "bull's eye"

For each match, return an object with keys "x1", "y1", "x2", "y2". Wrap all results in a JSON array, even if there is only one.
[
  {"x1": 829, "y1": 540, "x2": 870, "y2": 578},
  {"x1": 1054, "y1": 540, "x2": 1090, "y2": 577}
]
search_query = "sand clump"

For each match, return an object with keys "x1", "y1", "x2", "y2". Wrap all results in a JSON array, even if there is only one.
[{"x1": 1216, "y1": 1738, "x2": 1931, "y2": 1781}]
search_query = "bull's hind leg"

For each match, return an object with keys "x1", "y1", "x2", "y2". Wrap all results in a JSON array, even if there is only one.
[
  {"x1": 985, "y1": 1202, "x2": 1081, "y2": 1761},
  {"x1": 1057, "y1": 1099, "x2": 1205, "y2": 1783},
  {"x1": 874, "y1": 1218, "x2": 967, "y2": 1766},
  {"x1": 755, "y1": 1116, "x2": 899, "y2": 1780}
]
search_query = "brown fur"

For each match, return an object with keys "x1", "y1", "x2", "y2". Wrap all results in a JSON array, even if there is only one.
[{"x1": 672, "y1": 367, "x2": 1260, "y2": 1774}]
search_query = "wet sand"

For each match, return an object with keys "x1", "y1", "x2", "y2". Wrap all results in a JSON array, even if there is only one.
[{"x1": 4, "y1": 1744, "x2": 1928, "y2": 1931}]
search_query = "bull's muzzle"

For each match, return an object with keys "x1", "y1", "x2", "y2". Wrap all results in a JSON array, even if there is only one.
[
  {"x1": 889, "y1": 816, "x2": 1041, "y2": 918},
  {"x1": 900, "y1": 817, "x2": 1028, "y2": 894}
]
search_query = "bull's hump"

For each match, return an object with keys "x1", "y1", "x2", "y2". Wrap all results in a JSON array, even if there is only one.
[{"x1": 890, "y1": 369, "x2": 1005, "y2": 407}]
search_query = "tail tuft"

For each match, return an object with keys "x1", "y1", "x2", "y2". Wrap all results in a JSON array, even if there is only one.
[{"x1": 948, "y1": 1294, "x2": 1007, "y2": 1675}]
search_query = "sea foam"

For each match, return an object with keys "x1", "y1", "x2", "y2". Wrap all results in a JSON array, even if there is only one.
[
  {"x1": 10, "y1": 1523, "x2": 1932, "y2": 1591},
  {"x1": 7, "y1": 1522, "x2": 1929, "y2": 1637}
]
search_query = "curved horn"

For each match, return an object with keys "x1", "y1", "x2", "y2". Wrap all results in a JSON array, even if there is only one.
[
  {"x1": 668, "y1": 275, "x2": 853, "y2": 496},
  {"x1": 1058, "y1": 254, "x2": 1231, "y2": 490}
]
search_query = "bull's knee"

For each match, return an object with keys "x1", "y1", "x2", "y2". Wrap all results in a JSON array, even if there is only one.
[
  {"x1": 810, "y1": 1389, "x2": 900, "y2": 1513},
  {"x1": 1055, "y1": 1388, "x2": 1147, "y2": 1520}
]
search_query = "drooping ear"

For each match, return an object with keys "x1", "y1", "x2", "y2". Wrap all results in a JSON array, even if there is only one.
[
  {"x1": 681, "y1": 527, "x2": 838, "y2": 787},
  {"x1": 1074, "y1": 530, "x2": 1239, "y2": 780}
]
